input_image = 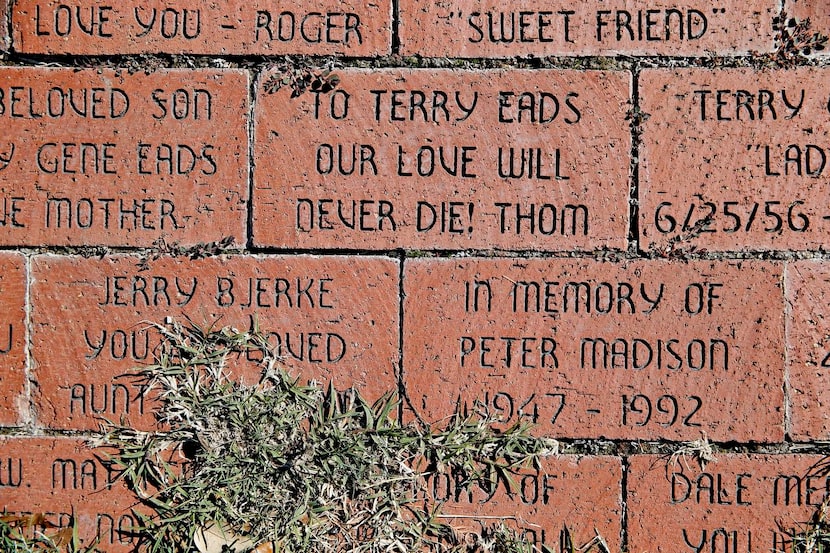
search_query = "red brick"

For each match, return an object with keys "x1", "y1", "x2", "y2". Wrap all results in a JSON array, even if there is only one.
[
  {"x1": 640, "y1": 67, "x2": 830, "y2": 252},
  {"x1": 30, "y1": 254, "x2": 399, "y2": 430},
  {"x1": 399, "y1": 0, "x2": 775, "y2": 57},
  {"x1": 253, "y1": 68, "x2": 631, "y2": 251},
  {"x1": 0, "y1": 2, "x2": 8, "y2": 51},
  {"x1": 403, "y1": 258, "x2": 784, "y2": 442},
  {"x1": 0, "y1": 437, "x2": 146, "y2": 552},
  {"x1": 429, "y1": 456, "x2": 621, "y2": 551},
  {"x1": 784, "y1": 261, "x2": 830, "y2": 440},
  {"x1": 628, "y1": 454, "x2": 830, "y2": 553},
  {"x1": 788, "y1": 0, "x2": 830, "y2": 53},
  {"x1": 12, "y1": 1, "x2": 390, "y2": 55},
  {"x1": 0, "y1": 253, "x2": 26, "y2": 426},
  {"x1": 0, "y1": 67, "x2": 248, "y2": 247}
]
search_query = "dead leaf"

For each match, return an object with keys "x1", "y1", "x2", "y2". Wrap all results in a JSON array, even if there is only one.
[
  {"x1": 193, "y1": 521, "x2": 255, "y2": 553},
  {"x1": 252, "y1": 540, "x2": 276, "y2": 553},
  {"x1": 50, "y1": 527, "x2": 75, "y2": 547}
]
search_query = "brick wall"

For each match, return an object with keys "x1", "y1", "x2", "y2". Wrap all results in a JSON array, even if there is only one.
[{"x1": 1, "y1": 1, "x2": 828, "y2": 551}]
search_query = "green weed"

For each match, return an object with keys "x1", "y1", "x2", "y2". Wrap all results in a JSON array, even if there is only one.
[{"x1": 95, "y1": 318, "x2": 560, "y2": 553}]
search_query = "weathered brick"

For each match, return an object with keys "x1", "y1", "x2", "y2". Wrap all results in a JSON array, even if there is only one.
[
  {"x1": 788, "y1": 0, "x2": 830, "y2": 53},
  {"x1": 785, "y1": 260, "x2": 830, "y2": 441},
  {"x1": 399, "y1": 0, "x2": 775, "y2": 57},
  {"x1": 253, "y1": 68, "x2": 631, "y2": 251},
  {"x1": 0, "y1": 253, "x2": 26, "y2": 426},
  {"x1": 628, "y1": 454, "x2": 830, "y2": 553},
  {"x1": 640, "y1": 67, "x2": 830, "y2": 252},
  {"x1": 12, "y1": 1, "x2": 390, "y2": 55},
  {"x1": 429, "y1": 456, "x2": 622, "y2": 552},
  {"x1": 403, "y1": 258, "x2": 784, "y2": 442},
  {"x1": 0, "y1": 67, "x2": 248, "y2": 247},
  {"x1": 0, "y1": 437, "x2": 144, "y2": 552},
  {"x1": 0, "y1": 2, "x2": 8, "y2": 51},
  {"x1": 30, "y1": 254, "x2": 399, "y2": 430}
]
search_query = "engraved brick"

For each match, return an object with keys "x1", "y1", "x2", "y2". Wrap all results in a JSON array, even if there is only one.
[
  {"x1": 403, "y1": 258, "x2": 784, "y2": 442},
  {"x1": 789, "y1": 0, "x2": 830, "y2": 53},
  {"x1": 30, "y1": 254, "x2": 399, "y2": 430},
  {"x1": 785, "y1": 260, "x2": 830, "y2": 440},
  {"x1": 399, "y1": 0, "x2": 775, "y2": 57},
  {"x1": 0, "y1": 67, "x2": 248, "y2": 247},
  {"x1": 0, "y1": 253, "x2": 26, "y2": 426},
  {"x1": 0, "y1": 437, "x2": 144, "y2": 553},
  {"x1": 12, "y1": 1, "x2": 390, "y2": 55},
  {"x1": 430, "y1": 456, "x2": 622, "y2": 552},
  {"x1": 253, "y1": 68, "x2": 630, "y2": 251},
  {"x1": 628, "y1": 454, "x2": 830, "y2": 553},
  {"x1": 640, "y1": 67, "x2": 830, "y2": 252}
]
